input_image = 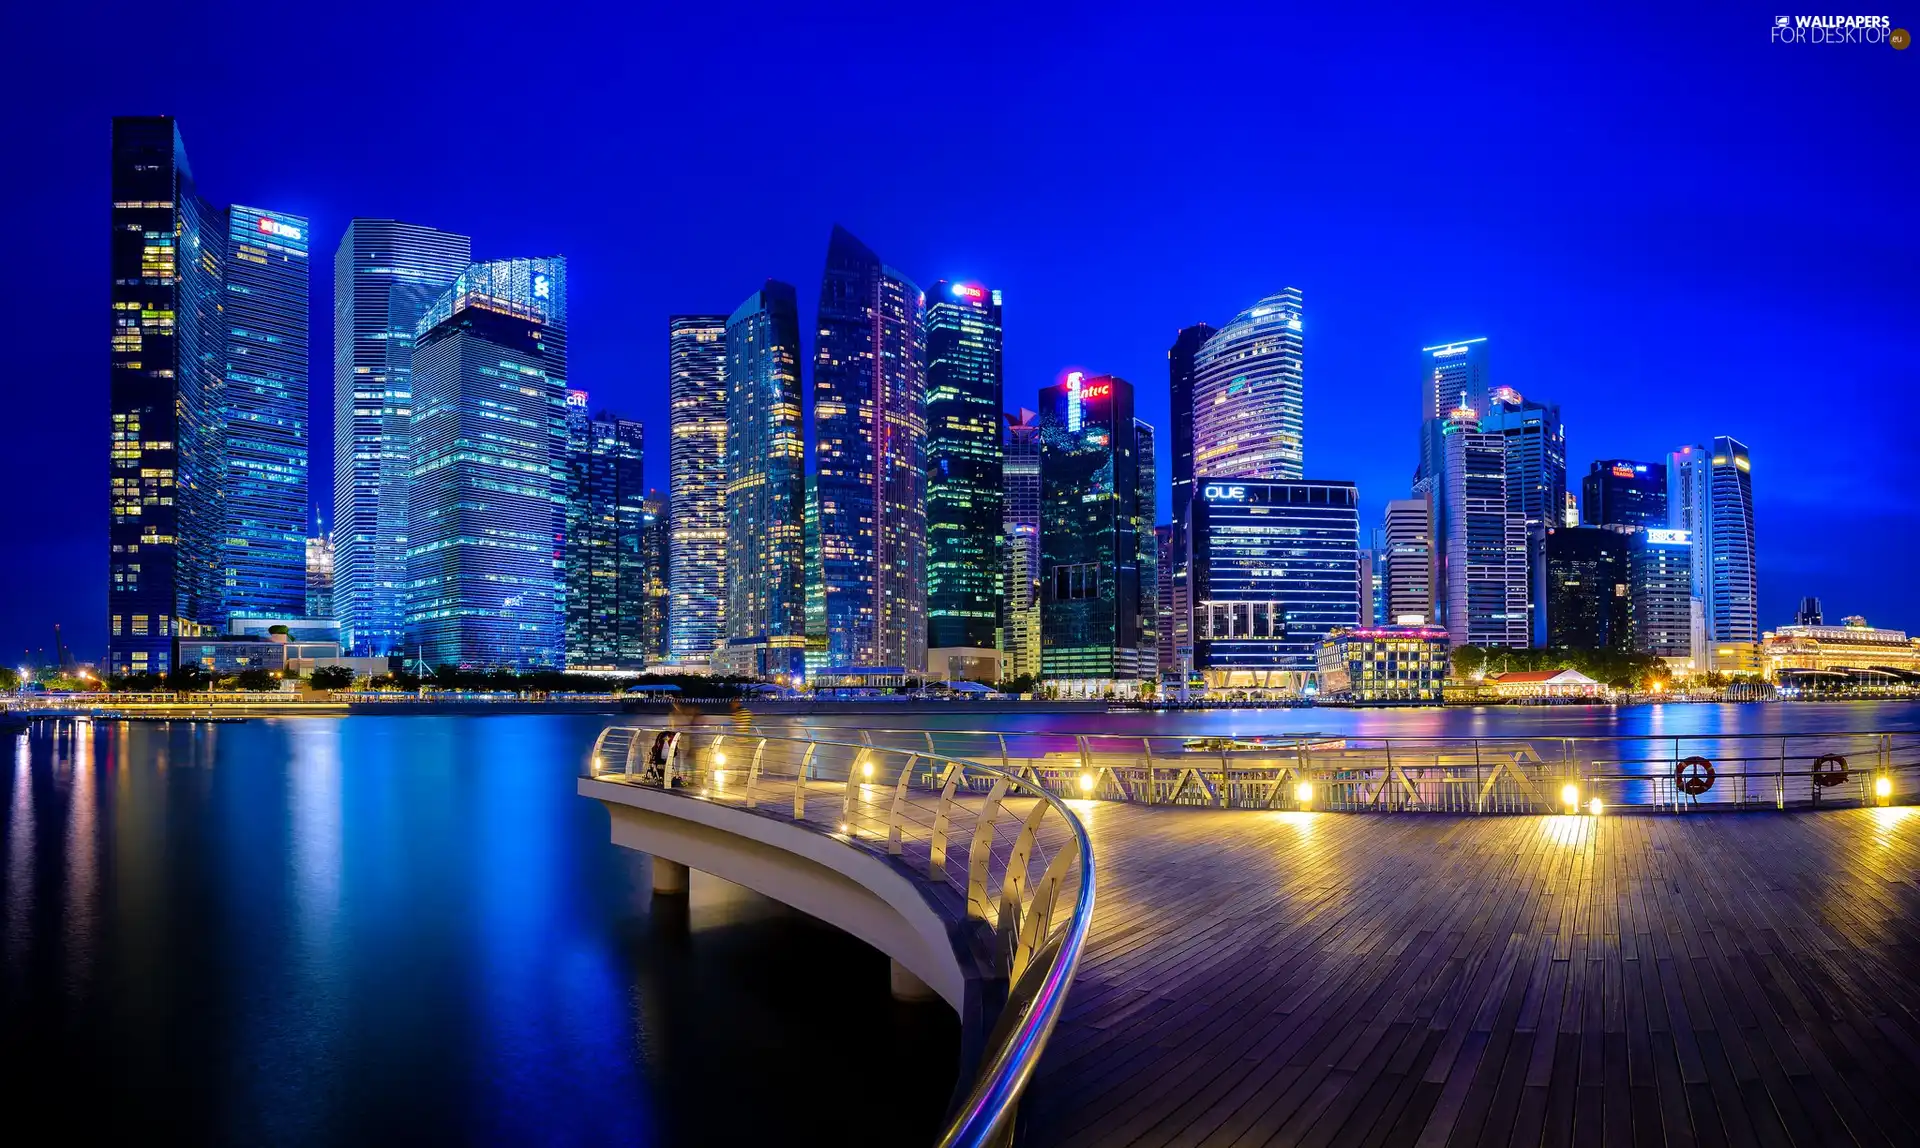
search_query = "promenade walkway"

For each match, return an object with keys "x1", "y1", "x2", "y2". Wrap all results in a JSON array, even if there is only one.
[{"x1": 1027, "y1": 805, "x2": 1920, "y2": 1147}]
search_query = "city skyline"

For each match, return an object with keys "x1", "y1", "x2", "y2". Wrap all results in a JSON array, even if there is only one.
[{"x1": 7, "y1": 5, "x2": 1914, "y2": 663}]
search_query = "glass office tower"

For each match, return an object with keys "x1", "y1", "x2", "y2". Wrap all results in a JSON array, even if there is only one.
[
  {"x1": 108, "y1": 116, "x2": 227, "y2": 676},
  {"x1": 813, "y1": 226, "x2": 928, "y2": 673},
  {"x1": 1544, "y1": 525, "x2": 1630, "y2": 652},
  {"x1": 1002, "y1": 410, "x2": 1043, "y2": 682},
  {"x1": 1631, "y1": 527, "x2": 1694, "y2": 660},
  {"x1": 1424, "y1": 408, "x2": 1530, "y2": 649},
  {"x1": 1038, "y1": 373, "x2": 1151, "y2": 696},
  {"x1": 1188, "y1": 479, "x2": 1361, "y2": 692},
  {"x1": 1481, "y1": 388, "x2": 1565, "y2": 645},
  {"x1": 1582, "y1": 459, "x2": 1667, "y2": 528},
  {"x1": 1669, "y1": 439, "x2": 1759, "y2": 672},
  {"x1": 1191, "y1": 289, "x2": 1305, "y2": 482},
  {"x1": 566, "y1": 406, "x2": 646, "y2": 670},
  {"x1": 1421, "y1": 337, "x2": 1489, "y2": 422},
  {"x1": 405, "y1": 258, "x2": 569, "y2": 669},
  {"x1": 639, "y1": 491, "x2": 669, "y2": 665},
  {"x1": 221, "y1": 206, "x2": 311, "y2": 624},
  {"x1": 1166, "y1": 322, "x2": 1217, "y2": 677},
  {"x1": 720, "y1": 281, "x2": 808, "y2": 680},
  {"x1": 666, "y1": 314, "x2": 727, "y2": 665},
  {"x1": 333, "y1": 220, "x2": 472, "y2": 655},
  {"x1": 924, "y1": 280, "x2": 1004, "y2": 654}
]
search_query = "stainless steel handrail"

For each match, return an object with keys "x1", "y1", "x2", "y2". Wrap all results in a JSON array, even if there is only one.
[
  {"x1": 585, "y1": 725, "x2": 1095, "y2": 1148},
  {"x1": 724, "y1": 724, "x2": 1920, "y2": 813}
]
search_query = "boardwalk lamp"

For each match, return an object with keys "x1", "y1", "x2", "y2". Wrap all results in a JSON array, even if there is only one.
[
  {"x1": 1560, "y1": 784, "x2": 1579, "y2": 810},
  {"x1": 1876, "y1": 775, "x2": 1892, "y2": 799},
  {"x1": 1078, "y1": 772, "x2": 1095, "y2": 794},
  {"x1": 1294, "y1": 781, "x2": 1313, "y2": 805},
  {"x1": 863, "y1": 761, "x2": 874, "y2": 779},
  {"x1": 1588, "y1": 796, "x2": 1604, "y2": 816}
]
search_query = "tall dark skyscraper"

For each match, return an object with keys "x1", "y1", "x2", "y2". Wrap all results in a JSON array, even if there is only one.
[
  {"x1": 565, "y1": 402, "x2": 647, "y2": 670},
  {"x1": 333, "y1": 220, "x2": 472, "y2": 656},
  {"x1": 813, "y1": 226, "x2": 927, "y2": 673},
  {"x1": 1545, "y1": 525, "x2": 1631, "y2": 652},
  {"x1": 220, "y1": 206, "x2": 311, "y2": 625},
  {"x1": 1165, "y1": 322, "x2": 1216, "y2": 680},
  {"x1": 1423, "y1": 407, "x2": 1530, "y2": 648},
  {"x1": 1038, "y1": 373, "x2": 1151, "y2": 695},
  {"x1": 1002, "y1": 410, "x2": 1043, "y2": 682},
  {"x1": 1421, "y1": 337, "x2": 1489, "y2": 422},
  {"x1": 406, "y1": 258, "x2": 568, "y2": 669},
  {"x1": 720, "y1": 281, "x2": 807, "y2": 680},
  {"x1": 666, "y1": 314, "x2": 727, "y2": 666},
  {"x1": 640, "y1": 491, "x2": 669, "y2": 664},
  {"x1": 924, "y1": 280, "x2": 1004, "y2": 655},
  {"x1": 1581, "y1": 459, "x2": 1667, "y2": 529}
]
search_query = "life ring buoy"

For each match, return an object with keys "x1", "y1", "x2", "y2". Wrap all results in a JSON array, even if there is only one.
[
  {"x1": 1812, "y1": 753, "x2": 1849, "y2": 788},
  {"x1": 1675, "y1": 755, "x2": 1716, "y2": 797}
]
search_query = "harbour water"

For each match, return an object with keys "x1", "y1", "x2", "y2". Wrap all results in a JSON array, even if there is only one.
[{"x1": 3, "y1": 700, "x2": 1916, "y2": 1144}]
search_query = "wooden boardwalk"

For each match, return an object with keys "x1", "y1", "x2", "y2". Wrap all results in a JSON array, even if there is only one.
[{"x1": 1023, "y1": 805, "x2": 1920, "y2": 1148}]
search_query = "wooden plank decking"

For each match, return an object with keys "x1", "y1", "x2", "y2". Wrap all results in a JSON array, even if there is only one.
[{"x1": 1023, "y1": 805, "x2": 1920, "y2": 1148}]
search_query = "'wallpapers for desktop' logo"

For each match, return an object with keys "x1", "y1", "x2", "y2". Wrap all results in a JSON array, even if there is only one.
[{"x1": 1770, "y1": 15, "x2": 1910, "y2": 46}]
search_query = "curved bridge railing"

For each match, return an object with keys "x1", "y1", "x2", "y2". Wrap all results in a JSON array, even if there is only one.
[
  {"x1": 729, "y1": 724, "x2": 1920, "y2": 813},
  {"x1": 586, "y1": 725, "x2": 1095, "y2": 1148}
]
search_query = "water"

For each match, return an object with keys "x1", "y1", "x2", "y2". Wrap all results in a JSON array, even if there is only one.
[{"x1": 0, "y1": 716, "x2": 957, "y2": 1147}]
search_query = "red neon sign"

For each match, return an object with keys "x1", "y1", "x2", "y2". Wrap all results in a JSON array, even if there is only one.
[{"x1": 1079, "y1": 382, "x2": 1112, "y2": 401}]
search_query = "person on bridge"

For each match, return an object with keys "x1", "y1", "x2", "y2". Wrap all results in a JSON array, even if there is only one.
[{"x1": 643, "y1": 731, "x2": 682, "y2": 787}]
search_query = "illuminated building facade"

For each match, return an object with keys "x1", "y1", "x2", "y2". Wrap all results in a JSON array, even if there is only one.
[
  {"x1": 405, "y1": 257, "x2": 569, "y2": 669},
  {"x1": 565, "y1": 406, "x2": 646, "y2": 670},
  {"x1": 924, "y1": 280, "x2": 1004, "y2": 654},
  {"x1": 1481, "y1": 388, "x2": 1565, "y2": 645},
  {"x1": 1188, "y1": 479, "x2": 1361, "y2": 691},
  {"x1": 108, "y1": 117, "x2": 226, "y2": 676},
  {"x1": 1382, "y1": 497, "x2": 1432, "y2": 623},
  {"x1": 1630, "y1": 527, "x2": 1693, "y2": 660},
  {"x1": 720, "y1": 280, "x2": 807, "y2": 680},
  {"x1": 813, "y1": 226, "x2": 928, "y2": 673},
  {"x1": 1424, "y1": 406, "x2": 1530, "y2": 648},
  {"x1": 306, "y1": 525, "x2": 334, "y2": 620},
  {"x1": 1764, "y1": 617, "x2": 1920, "y2": 686},
  {"x1": 640, "y1": 491, "x2": 669, "y2": 664},
  {"x1": 1581, "y1": 459, "x2": 1666, "y2": 529},
  {"x1": 1002, "y1": 411, "x2": 1043, "y2": 681},
  {"x1": 221, "y1": 205, "x2": 310, "y2": 624},
  {"x1": 333, "y1": 219, "x2": 472, "y2": 655},
  {"x1": 1191, "y1": 289, "x2": 1305, "y2": 482},
  {"x1": 1316, "y1": 624, "x2": 1451, "y2": 703},
  {"x1": 1421, "y1": 337, "x2": 1488, "y2": 423},
  {"x1": 666, "y1": 314, "x2": 727, "y2": 665},
  {"x1": 1038, "y1": 374, "x2": 1151, "y2": 695},
  {"x1": 1155, "y1": 524, "x2": 1176, "y2": 675},
  {"x1": 1135, "y1": 419, "x2": 1159, "y2": 678},
  {"x1": 1544, "y1": 526, "x2": 1630, "y2": 652},
  {"x1": 1669, "y1": 438, "x2": 1759, "y2": 672}
]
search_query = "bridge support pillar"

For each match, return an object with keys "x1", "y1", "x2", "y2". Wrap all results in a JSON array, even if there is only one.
[
  {"x1": 651, "y1": 857, "x2": 690, "y2": 896},
  {"x1": 891, "y1": 957, "x2": 938, "y2": 1002}
]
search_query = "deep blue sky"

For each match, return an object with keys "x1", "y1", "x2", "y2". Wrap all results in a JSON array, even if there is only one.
[{"x1": 3, "y1": 1, "x2": 1915, "y2": 666}]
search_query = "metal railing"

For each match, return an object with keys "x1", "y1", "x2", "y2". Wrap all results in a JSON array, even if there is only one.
[
  {"x1": 724, "y1": 724, "x2": 1920, "y2": 814},
  {"x1": 585, "y1": 725, "x2": 1095, "y2": 1148}
]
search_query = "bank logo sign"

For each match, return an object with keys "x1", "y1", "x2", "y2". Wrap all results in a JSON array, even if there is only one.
[{"x1": 1769, "y1": 15, "x2": 1908, "y2": 45}]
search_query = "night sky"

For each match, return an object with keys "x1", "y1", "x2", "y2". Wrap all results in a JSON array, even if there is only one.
[{"x1": 3, "y1": 1, "x2": 1914, "y2": 666}]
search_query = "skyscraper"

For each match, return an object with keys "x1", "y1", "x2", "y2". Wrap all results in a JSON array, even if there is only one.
[
  {"x1": 1630, "y1": 528, "x2": 1694, "y2": 660},
  {"x1": 1191, "y1": 289, "x2": 1305, "y2": 482},
  {"x1": 640, "y1": 491, "x2": 669, "y2": 665},
  {"x1": 666, "y1": 314, "x2": 727, "y2": 665},
  {"x1": 1002, "y1": 410, "x2": 1043, "y2": 683},
  {"x1": 1421, "y1": 337, "x2": 1489, "y2": 422},
  {"x1": 1155, "y1": 524, "x2": 1176, "y2": 675},
  {"x1": 1544, "y1": 526, "x2": 1630, "y2": 652},
  {"x1": 813, "y1": 227, "x2": 928, "y2": 672},
  {"x1": 405, "y1": 257, "x2": 568, "y2": 669},
  {"x1": 924, "y1": 280, "x2": 1004, "y2": 656},
  {"x1": 109, "y1": 117, "x2": 226, "y2": 676},
  {"x1": 333, "y1": 220, "x2": 471, "y2": 656},
  {"x1": 220, "y1": 206, "x2": 310, "y2": 624},
  {"x1": 720, "y1": 281, "x2": 807, "y2": 680},
  {"x1": 1481, "y1": 387, "x2": 1565, "y2": 645},
  {"x1": 1424, "y1": 407, "x2": 1530, "y2": 649},
  {"x1": 305, "y1": 524, "x2": 334, "y2": 621},
  {"x1": 565, "y1": 406, "x2": 646, "y2": 670},
  {"x1": 1188, "y1": 480, "x2": 1361, "y2": 691},
  {"x1": 1038, "y1": 373, "x2": 1150, "y2": 695},
  {"x1": 1582, "y1": 459, "x2": 1667, "y2": 529},
  {"x1": 1135, "y1": 418, "x2": 1159, "y2": 679},
  {"x1": 1668, "y1": 439, "x2": 1759, "y2": 672},
  {"x1": 1382, "y1": 497, "x2": 1433, "y2": 623},
  {"x1": 1167, "y1": 322, "x2": 1217, "y2": 531}
]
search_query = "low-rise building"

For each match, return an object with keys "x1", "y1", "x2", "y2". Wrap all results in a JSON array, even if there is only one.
[
  {"x1": 1764, "y1": 616, "x2": 1920, "y2": 687},
  {"x1": 1316, "y1": 624, "x2": 1450, "y2": 703},
  {"x1": 1485, "y1": 668, "x2": 1604, "y2": 699}
]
